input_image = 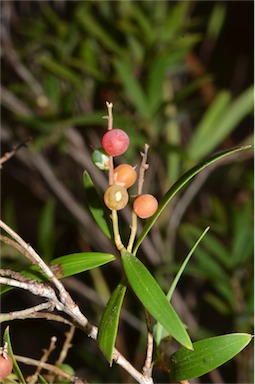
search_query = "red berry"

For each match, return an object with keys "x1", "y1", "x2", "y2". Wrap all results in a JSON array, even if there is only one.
[
  {"x1": 0, "y1": 354, "x2": 13, "y2": 379},
  {"x1": 104, "y1": 185, "x2": 129, "y2": 210},
  {"x1": 113, "y1": 164, "x2": 137, "y2": 189},
  {"x1": 102, "y1": 129, "x2": 129, "y2": 156},
  {"x1": 133, "y1": 194, "x2": 158, "y2": 219}
]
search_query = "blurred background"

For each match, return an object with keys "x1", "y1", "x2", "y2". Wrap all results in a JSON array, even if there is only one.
[{"x1": 1, "y1": 1, "x2": 253, "y2": 383}]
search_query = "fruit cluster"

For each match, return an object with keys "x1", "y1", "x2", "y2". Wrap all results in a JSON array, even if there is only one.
[{"x1": 93, "y1": 119, "x2": 158, "y2": 219}]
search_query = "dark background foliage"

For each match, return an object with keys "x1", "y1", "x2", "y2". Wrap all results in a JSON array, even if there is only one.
[{"x1": 1, "y1": 1, "x2": 253, "y2": 383}]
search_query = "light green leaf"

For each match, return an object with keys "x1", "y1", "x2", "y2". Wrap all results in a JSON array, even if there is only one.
[
  {"x1": 1, "y1": 253, "x2": 116, "y2": 295},
  {"x1": 155, "y1": 227, "x2": 210, "y2": 346},
  {"x1": 169, "y1": 333, "x2": 252, "y2": 381},
  {"x1": 3, "y1": 326, "x2": 26, "y2": 383},
  {"x1": 97, "y1": 278, "x2": 127, "y2": 363},
  {"x1": 29, "y1": 252, "x2": 116, "y2": 280},
  {"x1": 133, "y1": 146, "x2": 251, "y2": 254},
  {"x1": 121, "y1": 250, "x2": 192, "y2": 350},
  {"x1": 189, "y1": 86, "x2": 254, "y2": 160},
  {"x1": 188, "y1": 90, "x2": 231, "y2": 159},
  {"x1": 83, "y1": 171, "x2": 113, "y2": 240}
]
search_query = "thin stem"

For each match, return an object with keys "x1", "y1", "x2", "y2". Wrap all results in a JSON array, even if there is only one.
[
  {"x1": 127, "y1": 211, "x2": 137, "y2": 252},
  {"x1": 106, "y1": 101, "x2": 114, "y2": 185},
  {"x1": 142, "y1": 309, "x2": 153, "y2": 379},
  {"x1": 0, "y1": 137, "x2": 32, "y2": 168},
  {"x1": 138, "y1": 144, "x2": 150, "y2": 195},
  {"x1": 112, "y1": 210, "x2": 125, "y2": 251},
  {"x1": 28, "y1": 336, "x2": 57, "y2": 384},
  {"x1": 127, "y1": 144, "x2": 150, "y2": 253},
  {"x1": 56, "y1": 325, "x2": 76, "y2": 366},
  {"x1": 15, "y1": 355, "x2": 87, "y2": 384}
]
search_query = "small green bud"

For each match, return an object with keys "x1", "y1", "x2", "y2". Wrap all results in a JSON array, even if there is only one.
[{"x1": 92, "y1": 147, "x2": 110, "y2": 170}]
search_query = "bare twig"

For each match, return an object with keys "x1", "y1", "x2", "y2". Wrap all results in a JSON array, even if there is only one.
[
  {"x1": 28, "y1": 336, "x2": 57, "y2": 384},
  {"x1": 106, "y1": 101, "x2": 114, "y2": 186},
  {"x1": 138, "y1": 144, "x2": 150, "y2": 195},
  {"x1": 15, "y1": 354, "x2": 87, "y2": 384},
  {"x1": 0, "y1": 219, "x2": 154, "y2": 383},
  {"x1": 0, "y1": 302, "x2": 54, "y2": 322},
  {"x1": 55, "y1": 325, "x2": 76, "y2": 366},
  {"x1": 127, "y1": 144, "x2": 150, "y2": 252},
  {"x1": 142, "y1": 309, "x2": 153, "y2": 379},
  {"x1": 0, "y1": 137, "x2": 32, "y2": 168},
  {"x1": 0, "y1": 308, "x2": 73, "y2": 325}
]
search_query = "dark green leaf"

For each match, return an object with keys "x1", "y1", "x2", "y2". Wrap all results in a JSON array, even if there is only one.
[
  {"x1": 133, "y1": 146, "x2": 251, "y2": 254},
  {"x1": 83, "y1": 171, "x2": 113, "y2": 240},
  {"x1": 97, "y1": 278, "x2": 127, "y2": 363},
  {"x1": 38, "y1": 55, "x2": 80, "y2": 85},
  {"x1": 121, "y1": 250, "x2": 192, "y2": 350},
  {"x1": 169, "y1": 333, "x2": 252, "y2": 381}
]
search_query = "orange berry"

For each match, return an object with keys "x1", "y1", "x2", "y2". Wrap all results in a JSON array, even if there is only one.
[
  {"x1": 0, "y1": 354, "x2": 13, "y2": 379},
  {"x1": 104, "y1": 185, "x2": 129, "y2": 210},
  {"x1": 113, "y1": 164, "x2": 137, "y2": 189},
  {"x1": 133, "y1": 194, "x2": 158, "y2": 219}
]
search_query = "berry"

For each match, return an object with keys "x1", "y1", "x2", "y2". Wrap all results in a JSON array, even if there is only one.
[
  {"x1": 0, "y1": 354, "x2": 13, "y2": 379},
  {"x1": 102, "y1": 129, "x2": 129, "y2": 156},
  {"x1": 104, "y1": 185, "x2": 129, "y2": 210},
  {"x1": 113, "y1": 164, "x2": 137, "y2": 189},
  {"x1": 133, "y1": 194, "x2": 158, "y2": 219}
]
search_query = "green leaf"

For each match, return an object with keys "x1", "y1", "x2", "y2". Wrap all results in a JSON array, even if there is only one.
[
  {"x1": 97, "y1": 278, "x2": 127, "y2": 363},
  {"x1": 75, "y1": 7, "x2": 123, "y2": 55},
  {"x1": 1, "y1": 253, "x2": 116, "y2": 295},
  {"x1": 38, "y1": 55, "x2": 80, "y2": 85},
  {"x1": 189, "y1": 86, "x2": 254, "y2": 160},
  {"x1": 28, "y1": 252, "x2": 116, "y2": 280},
  {"x1": 155, "y1": 227, "x2": 210, "y2": 346},
  {"x1": 114, "y1": 59, "x2": 151, "y2": 118},
  {"x1": 188, "y1": 90, "x2": 231, "y2": 159},
  {"x1": 121, "y1": 250, "x2": 192, "y2": 350},
  {"x1": 133, "y1": 146, "x2": 251, "y2": 254},
  {"x1": 3, "y1": 326, "x2": 26, "y2": 384},
  {"x1": 169, "y1": 333, "x2": 252, "y2": 381},
  {"x1": 83, "y1": 171, "x2": 113, "y2": 240}
]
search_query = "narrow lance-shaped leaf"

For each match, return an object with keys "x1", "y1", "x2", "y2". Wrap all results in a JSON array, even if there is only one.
[
  {"x1": 1, "y1": 252, "x2": 116, "y2": 295},
  {"x1": 169, "y1": 333, "x2": 252, "y2": 381},
  {"x1": 133, "y1": 146, "x2": 251, "y2": 254},
  {"x1": 121, "y1": 249, "x2": 193, "y2": 350},
  {"x1": 83, "y1": 171, "x2": 113, "y2": 240},
  {"x1": 189, "y1": 86, "x2": 254, "y2": 160},
  {"x1": 3, "y1": 326, "x2": 26, "y2": 384},
  {"x1": 97, "y1": 278, "x2": 127, "y2": 363},
  {"x1": 155, "y1": 227, "x2": 210, "y2": 346}
]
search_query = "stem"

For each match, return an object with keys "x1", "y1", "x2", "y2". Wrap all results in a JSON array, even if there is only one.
[
  {"x1": 138, "y1": 143, "x2": 150, "y2": 195},
  {"x1": 142, "y1": 308, "x2": 153, "y2": 379},
  {"x1": 106, "y1": 101, "x2": 114, "y2": 185},
  {"x1": 127, "y1": 144, "x2": 150, "y2": 253},
  {"x1": 112, "y1": 210, "x2": 125, "y2": 251},
  {"x1": 127, "y1": 211, "x2": 137, "y2": 252}
]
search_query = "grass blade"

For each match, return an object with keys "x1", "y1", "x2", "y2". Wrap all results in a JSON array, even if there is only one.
[{"x1": 133, "y1": 146, "x2": 251, "y2": 254}]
